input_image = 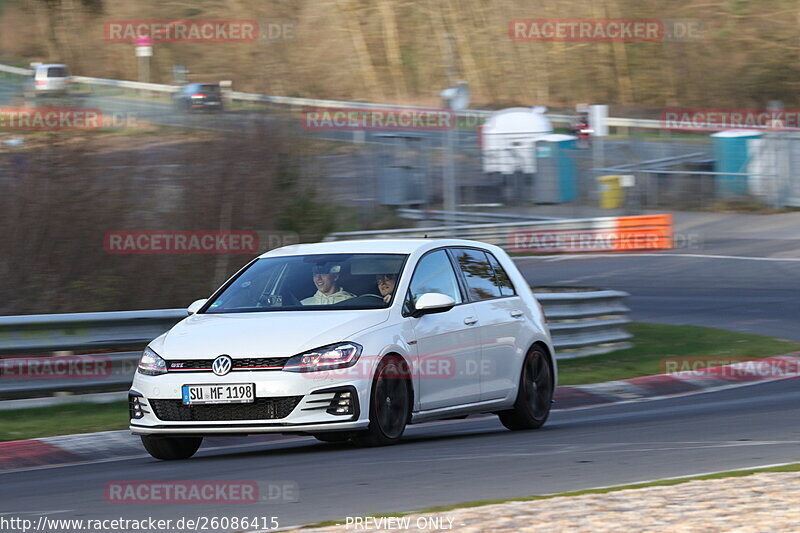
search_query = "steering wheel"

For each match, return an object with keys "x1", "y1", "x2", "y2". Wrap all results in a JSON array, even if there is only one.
[{"x1": 279, "y1": 290, "x2": 302, "y2": 307}]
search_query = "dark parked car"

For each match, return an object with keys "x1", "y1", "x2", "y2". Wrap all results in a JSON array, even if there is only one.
[{"x1": 174, "y1": 83, "x2": 224, "y2": 112}]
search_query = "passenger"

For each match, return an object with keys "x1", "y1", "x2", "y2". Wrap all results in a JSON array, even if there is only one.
[
  {"x1": 375, "y1": 273, "x2": 397, "y2": 304},
  {"x1": 301, "y1": 265, "x2": 356, "y2": 305}
]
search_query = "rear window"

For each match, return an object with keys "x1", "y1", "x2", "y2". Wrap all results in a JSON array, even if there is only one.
[
  {"x1": 487, "y1": 252, "x2": 516, "y2": 296},
  {"x1": 198, "y1": 84, "x2": 221, "y2": 94},
  {"x1": 452, "y1": 248, "x2": 502, "y2": 301},
  {"x1": 46, "y1": 66, "x2": 69, "y2": 78}
]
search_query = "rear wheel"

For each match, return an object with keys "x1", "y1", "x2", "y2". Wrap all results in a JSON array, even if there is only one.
[
  {"x1": 352, "y1": 356, "x2": 410, "y2": 447},
  {"x1": 140, "y1": 435, "x2": 203, "y2": 460},
  {"x1": 498, "y1": 346, "x2": 553, "y2": 430}
]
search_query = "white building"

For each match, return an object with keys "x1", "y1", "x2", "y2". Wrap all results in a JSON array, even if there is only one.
[{"x1": 481, "y1": 107, "x2": 553, "y2": 175}]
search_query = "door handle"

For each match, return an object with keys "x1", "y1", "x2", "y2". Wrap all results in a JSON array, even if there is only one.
[
  {"x1": 510, "y1": 310, "x2": 524, "y2": 318},
  {"x1": 463, "y1": 316, "x2": 478, "y2": 325}
]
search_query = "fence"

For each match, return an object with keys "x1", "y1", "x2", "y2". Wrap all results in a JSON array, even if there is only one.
[
  {"x1": 326, "y1": 213, "x2": 674, "y2": 254},
  {"x1": 4, "y1": 62, "x2": 796, "y2": 211},
  {"x1": 0, "y1": 289, "x2": 630, "y2": 405}
]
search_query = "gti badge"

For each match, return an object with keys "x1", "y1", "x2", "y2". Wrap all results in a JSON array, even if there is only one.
[{"x1": 212, "y1": 355, "x2": 233, "y2": 376}]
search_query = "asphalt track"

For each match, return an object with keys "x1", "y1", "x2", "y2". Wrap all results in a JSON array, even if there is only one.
[
  {"x1": 1, "y1": 379, "x2": 798, "y2": 529},
  {"x1": 517, "y1": 252, "x2": 800, "y2": 341}
]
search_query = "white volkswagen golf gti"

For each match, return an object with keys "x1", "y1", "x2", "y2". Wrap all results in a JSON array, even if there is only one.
[{"x1": 130, "y1": 239, "x2": 556, "y2": 460}]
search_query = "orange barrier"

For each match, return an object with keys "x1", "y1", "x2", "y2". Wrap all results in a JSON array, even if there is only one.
[{"x1": 509, "y1": 214, "x2": 673, "y2": 253}]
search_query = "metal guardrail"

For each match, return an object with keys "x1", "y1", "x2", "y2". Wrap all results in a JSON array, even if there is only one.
[
  {"x1": 0, "y1": 290, "x2": 630, "y2": 403},
  {"x1": 0, "y1": 62, "x2": 661, "y2": 129},
  {"x1": 537, "y1": 290, "x2": 632, "y2": 358},
  {"x1": 0, "y1": 352, "x2": 140, "y2": 400},
  {"x1": 325, "y1": 217, "x2": 609, "y2": 246},
  {"x1": 0, "y1": 64, "x2": 33, "y2": 76},
  {"x1": 0, "y1": 309, "x2": 189, "y2": 355},
  {"x1": 71, "y1": 75, "x2": 180, "y2": 94},
  {"x1": 396, "y1": 209, "x2": 561, "y2": 224}
]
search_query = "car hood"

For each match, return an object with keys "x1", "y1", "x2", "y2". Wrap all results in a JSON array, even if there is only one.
[{"x1": 152, "y1": 310, "x2": 390, "y2": 359}]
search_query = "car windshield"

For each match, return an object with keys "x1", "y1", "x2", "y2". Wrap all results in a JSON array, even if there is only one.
[{"x1": 205, "y1": 253, "x2": 407, "y2": 313}]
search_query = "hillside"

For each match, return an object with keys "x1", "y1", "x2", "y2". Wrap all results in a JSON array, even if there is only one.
[{"x1": 1, "y1": 0, "x2": 799, "y2": 109}]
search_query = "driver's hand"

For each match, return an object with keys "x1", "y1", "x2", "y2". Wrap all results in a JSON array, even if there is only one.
[{"x1": 384, "y1": 294, "x2": 391, "y2": 303}]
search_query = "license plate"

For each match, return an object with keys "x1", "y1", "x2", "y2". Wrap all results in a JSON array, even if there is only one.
[{"x1": 181, "y1": 383, "x2": 255, "y2": 405}]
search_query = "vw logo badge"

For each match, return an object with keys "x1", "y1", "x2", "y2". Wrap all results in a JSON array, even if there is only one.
[{"x1": 212, "y1": 355, "x2": 233, "y2": 376}]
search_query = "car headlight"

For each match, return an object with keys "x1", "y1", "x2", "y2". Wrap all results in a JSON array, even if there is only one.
[
  {"x1": 283, "y1": 342, "x2": 362, "y2": 373},
  {"x1": 138, "y1": 347, "x2": 167, "y2": 376}
]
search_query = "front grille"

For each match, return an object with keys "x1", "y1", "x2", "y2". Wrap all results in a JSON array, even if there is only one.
[
  {"x1": 150, "y1": 396, "x2": 303, "y2": 422},
  {"x1": 166, "y1": 357, "x2": 287, "y2": 372}
]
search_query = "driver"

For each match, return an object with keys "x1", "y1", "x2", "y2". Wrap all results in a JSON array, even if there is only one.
[
  {"x1": 375, "y1": 273, "x2": 397, "y2": 303},
  {"x1": 301, "y1": 264, "x2": 355, "y2": 305}
]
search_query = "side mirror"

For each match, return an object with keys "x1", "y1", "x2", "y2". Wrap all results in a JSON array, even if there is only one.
[
  {"x1": 187, "y1": 299, "x2": 208, "y2": 315},
  {"x1": 412, "y1": 293, "x2": 456, "y2": 318}
]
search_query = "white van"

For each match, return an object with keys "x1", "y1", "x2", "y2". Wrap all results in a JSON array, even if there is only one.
[{"x1": 30, "y1": 63, "x2": 72, "y2": 96}]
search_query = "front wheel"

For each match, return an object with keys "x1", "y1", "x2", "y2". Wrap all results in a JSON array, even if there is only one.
[
  {"x1": 141, "y1": 435, "x2": 203, "y2": 460},
  {"x1": 352, "y1": 356, "x2": 410, "y2": 447},
  {"x1": 498, "y1": 346, "x2": 554, "y2": 430}
]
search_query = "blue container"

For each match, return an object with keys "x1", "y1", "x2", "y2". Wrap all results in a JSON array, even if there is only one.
[
  {"x1": 534, "y1": 134, "x2": 577, "y2": 203},
  {"x1": 711, "y1": 131, "x2": 761, "y2": 196}
]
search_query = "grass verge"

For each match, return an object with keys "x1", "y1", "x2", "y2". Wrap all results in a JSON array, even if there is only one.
[
  {"x1": 299, "y1": 463, "x2": 800, "y2": 528},
  {"x1": 1, "y1": 323, "x2": 798, "y2": 441},
  {"x1": 0, "y1": 401, "x2": 129, "y2": 442},
  {"x1": 557, "y1": 322, "x2": 800, "y2": 386}
]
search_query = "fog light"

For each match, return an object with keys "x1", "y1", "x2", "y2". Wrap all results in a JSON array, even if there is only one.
[
  {"x1": 128, "y1": 393, "x2": 149, "y2": 420},
  {"x1": 326, "y1": 389, "x2": 354, "y2": 416}
]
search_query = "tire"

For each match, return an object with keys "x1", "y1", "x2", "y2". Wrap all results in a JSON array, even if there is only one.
[
  {"x1": 352, "y1": 356, "x2": 410, "y2": 447},
  {"x1": 140, "y1": 435, "x2": 203, "y2": 460},
  {"x1": 498, "y1": 346, "x2": 554, "y2": 431},
  {"x1": 312, "y1": 432, "x2": 351, "y2": 443}
]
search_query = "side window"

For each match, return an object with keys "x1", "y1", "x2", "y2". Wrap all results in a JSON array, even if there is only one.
[
  {"x1": 487, "y1": 253, "x2": 516, "y2": 296},
  {"x1": 407, "y1": 250, "x2": 463, "y2": 307},
  {"x1": 453, "y1": 248, "x2": 502, "y2": 301}
]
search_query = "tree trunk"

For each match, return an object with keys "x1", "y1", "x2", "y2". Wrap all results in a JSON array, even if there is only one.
[{"x1": 335, "y1": 0, "x2": 383, "y2": 101}]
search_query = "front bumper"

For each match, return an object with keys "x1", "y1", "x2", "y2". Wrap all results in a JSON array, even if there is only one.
[{"x1": 129, "y1": 368, "x2": 370, "y2": 435}]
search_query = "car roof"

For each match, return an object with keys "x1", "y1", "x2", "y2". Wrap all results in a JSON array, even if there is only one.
[
  {"x1": 37, "y1": 64, "x2": 68, "y2": 69},
  {"x1": 259, "y1": 238, "x2": 498, "y2": 258}
]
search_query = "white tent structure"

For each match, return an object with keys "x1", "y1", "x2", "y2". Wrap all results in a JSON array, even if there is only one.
[{"x1": 481, "y1": 107, "x2": 553, "y2": 175}]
